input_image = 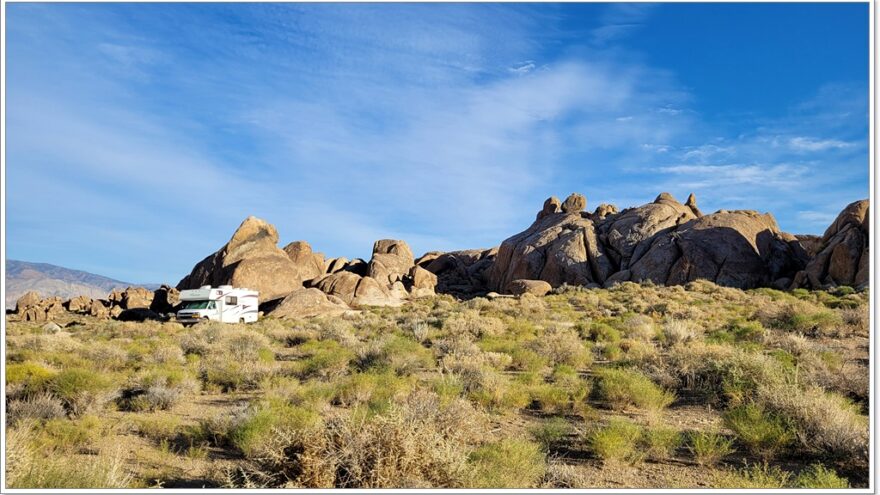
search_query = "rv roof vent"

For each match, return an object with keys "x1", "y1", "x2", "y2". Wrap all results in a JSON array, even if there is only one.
[
  {"x1": 200, "y1": 285, "x2": 212, "y2": 290},
  {"x1": 219, "y1": 285, "x2": 233, "y2": 290}
]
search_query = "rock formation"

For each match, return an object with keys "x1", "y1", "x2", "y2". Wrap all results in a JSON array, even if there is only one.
[
  {"x1": 176, "y1": 216, "x2": 310, "y2": 301},
  {"x1": 488, "y1": 192, "x2": 816, "y2": 293},
  {"x1": 421, "y1": 248, "x2": 497, "y2": 296},
  {"x1": 283, "y1": 241, "x2": 326, "y2": 281},
  {"x1": 509, "y1": 279, "x2": 553, "y2": 296},
  {"x1": 270, "y1": 288, "x2": 350, "y2": 319},
  {"x1": 794, "y1": 199, "x2": 869, "y2": 289},
  {"x1": 368, "y1": 240, "x2": 415, "y2": 286}
]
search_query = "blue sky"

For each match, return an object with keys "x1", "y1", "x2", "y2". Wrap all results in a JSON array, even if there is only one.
[{"x1": 5, "y1": 3, "x2": 869, "y2": 284}]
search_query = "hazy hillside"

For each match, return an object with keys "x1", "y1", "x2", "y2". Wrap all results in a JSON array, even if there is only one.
[{"x1": 5, "y1": 260, "x2": 158, "y2": 309}]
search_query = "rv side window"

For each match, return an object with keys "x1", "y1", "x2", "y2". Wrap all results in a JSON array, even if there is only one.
[
  {"x1": 225, "y1": 296, "x2": 237, "y2": 305},
  {"x1": 207, "y1": 301, "x2": 216, "y2": 310}
]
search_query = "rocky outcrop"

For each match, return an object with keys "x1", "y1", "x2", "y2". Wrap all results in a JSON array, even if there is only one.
[
  {"x1": 283, "y1": 241, "x2": 326, "y2": 282},
  {"x1": 488, "y1": 194, "x2": 613, "y2": 292},
  {"x1": 561, "y1": 193, "x2": 587, "y2": 214},
  {"x1": 270, "y1": 288, "x2": 350, "y2": 319},
  {"x1": 15, "y1": 291, "x2": 41, "y2": 313},
  {"x1": 627, "y1": 210, "x2": 809, "y2": 289},
  {"x1": 488, "y1": 192, "x2": 815, "y2": 293},
  {"x1": 310, "y1": 271, "x2": 401, "y2": 307},
  {"x1": 177, "y1": 216, "x2": 309, "y2": 301},
  {"x1": 65, "y1": 295, "x2": 92, "y2": 313},
  {"x1": 536, "y1": 197, "x2": 561, "y2": 220},
  {"x1": 368, "y1": 240, "x2": 415, "y2": 286},
  {"x1": 795, "y1": 199, "x2": 869, "y2": 289},
  {"x1": 421, "y1": 248, "x2": 497, "y2": 296},
  {"x1": 121, "y1": 287, "x2": 154, "y2": 309}
]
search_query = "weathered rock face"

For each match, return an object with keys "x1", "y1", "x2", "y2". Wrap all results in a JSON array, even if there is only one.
[
  {"x1": 561, "y1": 193, "x2": 587, "y2": 214},
  {"x1": 488, "y1": 194, "x2": 614, "y2": 292},
  {"x1": 121, "y1": 287, "x2": 154, "y2": 309},
  {"x1": 89, "y1": 299, "x2": 110, "y2": 319},
  {"x1": 177, "y1": 216, "x2": 308, "y2": 301},
  {"x1": 408, "y1": 265, "x2": 438, "y2": 298},
  {"x1": 368, "y1": 240, "x2": 415, "y2": 286},
  {"x1": 596, "y1": 193, "x2": 696, "y2": 271},
  {"x1": 797, "y1": 199, "x2": 869, "y2": 289},
  {"x1": 509, "y1": 279, "x2": 553, "y2": 296},
  {"x1": 488, "y1": 192, "x2": 815, "y2": 293},
  {"x1": 65, "y1": 295, "x2": 92, "y2": 313},
  {"x1": 283, "y1": 241, "x2": 326, "y2": 282},
  {"x1": 270, "y1": 288, "x2": 350, "y2": 319},
  {"x1": 15, "y1": 291, "x2": 41, "y2": 313},
  {"x1": 19, "y1": 296, "x2": 65, "y2": 322},
  {"x1": 422, "y1": 248, "x2": 497, "y2": 296},
  {"x1": 311, "y1": 271, "x2": 400, "y2": 307},
  {"x1": 628, "y1": 210, "x2": 809, "y2": 289},
  {"x1": 536, "y1": 197, "x2": 561, "y2": 220}
]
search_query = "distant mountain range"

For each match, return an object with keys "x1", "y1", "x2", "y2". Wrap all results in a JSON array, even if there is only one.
[{"x1": 5, "y1": 260, "x2": 160, "y2": 309}]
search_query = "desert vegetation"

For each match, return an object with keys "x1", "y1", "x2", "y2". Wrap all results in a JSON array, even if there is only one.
[{"x1": 5, "y1": 281, "x2": 868, "y2": 488}]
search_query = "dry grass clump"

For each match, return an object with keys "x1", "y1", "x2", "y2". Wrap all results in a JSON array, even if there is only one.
[
  {"x1": 688, "y1": 430, "x2": 734, "y2": 466},
  {"x1": 723, "y1": 402, "x2": 792, "y2": 460},
  {"x1": 6, "y1": 421, "x2": 133, "y2": 488},
  {"x1": 595, "y1": 367, "x2": 675, "y2": 415},
  {"x1": 47, "y1": 368, "x2": 119, "y2": 417},
  {"x1": 527, "y1": 325, "x2": 592, "y2": 369},
  {"x1": 712, "y1": 462, "x2": 791, "y2": 488},
  {"x1": 587, "y1": 418, "x2": 643, "y2": 465},
  {"x1": 7, "y1": 393, "x2": 66, "y2": 424},
  {"x1": 118, "y1": 368, "x2": 200, "y2": 412},
  {"x1": 468, "y1": 438, "x2": 546, "y2": 488},
  {"x1": 442, "y1": 311, "x2": 505, "y2": 338},
  {"x1": 662, "y1": 318, "x2": 701, "y2": 345},
  {"x1": 619, "y1": 314, "x2": 656, "y2": 341}
]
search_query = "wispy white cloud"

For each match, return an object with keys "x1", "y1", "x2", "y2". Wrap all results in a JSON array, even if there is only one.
[{"x1": 788, "y1": 136, "x2": 854, "y2": 152}]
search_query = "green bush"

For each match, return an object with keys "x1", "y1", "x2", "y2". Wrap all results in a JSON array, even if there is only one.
[
  {"x1": 468, "y1": 438, "x2": 546, "y2": 488},
  {"x1": 589, "y1": 322, "x2": 621, "y2": 343},
  {"x1": 794, "y1": 464, "x2": 849, "y2": 488},
  {"x1": 229, "y1": 399, "x2": 321, "y2": 458},
  {"x1": 713, "y1": 462, "x2": 791, "y2": 488},
  {"x1": 588, "y1": 418, "x2": 642, "y2": 464},
  {"x1": 596, "y1": 367, "x2": 675, "y2": 414},
  {"x1": 688, "y1": 430, "x2": 734, "y2": 466},
  {"x1": 640, "y1": 425, "x2": 682, "y2": 461},
  {"x1": 529, "y1": 417, "x2": 571, "y2": 450},
  {"x1": 6, "y1": 362, "x2": 56, "y2": 397},
  {"x1": 48, "y1": 368, "x2": 117, "y2": 416},
  {"x1": 724, "y1": 403, "x2": 792, "y2": 460}
]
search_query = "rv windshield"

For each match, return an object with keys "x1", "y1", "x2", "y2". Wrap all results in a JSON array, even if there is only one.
[{"x1": 182, "y1": 300, "x2": 214, "y2": 310}]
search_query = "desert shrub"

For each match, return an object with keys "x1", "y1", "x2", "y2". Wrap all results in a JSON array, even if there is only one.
[
  {"x1": 508, "y1": 348, "x2": 548, "y2": 372},
  {"x1": 640, "y1": 425, "x2": 682, "y2": 461},
  {"x1": 726, "y1": 318, "x2": 765, "y2": 342},
  {"x1": 119, "y1": 368, "x2": 199, "y2": 411},
  {"x1": 7, "y1": 393, "x2": 66, "y2": 425},
  {"x1": 201, "y1": 355, "x2": 275, "y2": 391},
  {"x1": 149, "y1": 345, "x2": 186, "y2": 365},
  {"x1": 6, "y1": 424, "x2": 131, "y2": 488},
  {"x1": 529, "y1": 417, "x2": 572, "y2": 450},
  {"x1": 35, "y1": 415, "x2": 107, "y2": 450},
  {"x1": 81, "y1": 343, "x2": 129, "y2": 370},
  {"x1": 468, "y1": 438, "x2": 546, "y2": 488},
  {"x1": 688, "y1": 430, "x2": 734, "y2": 466},
  {"x1": 6, "y1": 362, "x2": 56, "y2": 398},
  {"x1": 794, "y1": 464, "x2": 849, "y2": 488},
  {"x1": 588, "y1": 322, "x2": 621, "y2": 343},
  {"x1": 713, "y1": 462, "x2": 791, "y2": 488},
  {"x1": 134, "y1": 415, "x2": 183, "y2": 444},
  {"x1": 442, "y1": 312, "x2": 505, "y2": 338},
  {"x1": 723, "y1": 403, "x2": 792, "y2": 460},
  {"x1": 840, "y1": 306, "x2": 869, "y2": 335},
  {"x1": 759, "y1": 301, "x2": 842, "y2": 335},
  {"x1": 228, "y1": 399, "x2": 321, "y2": 459},
  {"x1": 48, "y1": 368, "x2": 117, "y2": 416},
  {"x1": 528, "y1": 326, "x2": 591, "y2": 369},
  {"x1": 588, "y1": 418, "x2": 642, "y2": 465},
  {"x1": 332, "y1": 371, "x2": 412, "y2": 413},
  {"x1": 619, "y1": 314, "x2": 656, "y2": 341},
  {"x1": 761, "y1": 385, "x2": 868, "y2": 465},
  {"x1": 463, "y1": 367, "x2": 530, "y2": 411},
  {"x1": 268, "y1": 391, "x2": 486, "y2": 488},
  {"x1": 354, "y1": 334, "x2": 433, "y2": 374},
  {"x1": 596, "y1": 367, "x2": 675, "y2": 414},
  {"x1": 600, "y1": 343, "x2": 622, "y2": 361},
  {"x1": 542, "y1": 458, "x2": 591, "y2": 488},
  {"x1": 291, "y1": 339, "x2": 354, "y2": 380},
  {"x1": 662, "y1": 319, "x2": 700, "y2": 345}
]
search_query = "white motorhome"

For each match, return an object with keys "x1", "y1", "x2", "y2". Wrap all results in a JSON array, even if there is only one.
[{"x1": 177, "y1": 285, "x2": 259, "y2": 324}]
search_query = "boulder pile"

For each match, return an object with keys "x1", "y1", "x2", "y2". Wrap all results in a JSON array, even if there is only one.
[{"x1": 12, "y1": 285, "x2": 179, "y2": 323}]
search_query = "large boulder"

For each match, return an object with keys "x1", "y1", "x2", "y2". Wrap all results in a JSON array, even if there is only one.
[
  {"x1": 15, "y1": 291, "x2": 41, "y2": 313},
  {"x1": 408, "y1": 265, "x2": 438, "y2": 297},
  {"x1": 89, "y1": 300, "x2": 110, "y2": 319},
  {"x1": 561, "y1": 193, "x2": 587, "y2": 214},
  {"x1": 283, "y1": 241, "x2": 326, "y2": 281},
  {"x1": 798, "y1": 199, "x2": 869, "y2": 289},
  {"x1": 177, "y1": 216, "x2": 309, "y2": 301},
  {"x1": 509, "y1": 279, "x2": 553, "y2": 296},
  {"x1": 65, "y1": 295, "x2": 92, "y2": 313},
  {"x1": 121, "y1": 287, "x2": 154, "y2": 309},
  {"x1": 488, "y1": 194, "x2": 614, "y2": 292},
  {"x1": 595, "y1": 192, "x2": 696, "y2": 270},
  {"x1": 311, "y1": 271, "x2": 401, "y2": 307},
  {"x1": 269, "y1": 288, "x2": 350, "y2": 319},
  {"x1": 628, "y1": 210, "x2": 809, "y2": 289},
  {"x1": 368, "y1": 239, "x2": 415, "y2": 286}
]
